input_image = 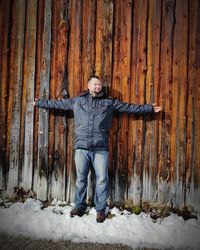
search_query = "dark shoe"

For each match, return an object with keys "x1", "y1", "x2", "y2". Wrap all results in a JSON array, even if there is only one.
[
  {"x1": 70, "y1": 208, "x2": 85, "y2": 217},
  {"x1": 96, "y1": 211, "x2": 106, "y2": 223}
]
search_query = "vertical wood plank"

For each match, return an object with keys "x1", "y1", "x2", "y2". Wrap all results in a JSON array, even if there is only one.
[
  {"x1": 192, "y1": 0, "x2": 200, "y2": 210},
  {"x1": 127, "y1": 0, "x2": 137, "y2": 202},
  {"x1": 36, "y1": 0, "x2": 52, "y2": 201},
  {"x1": 185, "y1": 0, "x2": 200, "y2": 211},
  {"x1": 128, "y1": 0, "x2": 148, "y2": 205},
  {"x1": 0, "y1": 0, "x2": 3, "y2": 189},
  {"x1": 95, "y1": 0, "x2": 113, "y2": 86},
  {"x1": 176, "y1": 0, "x2": 188, "y2": 209},
  {"x1": 118, "y1": 0, "x2": 132, "y2": 201},
  {"x1": 33, "y1": 0, "x2": 45, "y2": 195},
  {"x1": 82, "y1": 0, "x2": 96, "y2": 89},
  {"x1": 136, "y1": 0, "x2": 148, "y2": 205},
  {"x1": 111, "y1": 0, "x2": 122, "y2": 201},
  {"x1": 66, "y1": 0, "x2": 82, "y2": 202},
  {"x1": 6, "y1": 0, "x2": 25, "y2": 194},
  {"x1": 68, "y1": 0, "x2": 82, "y2": 95},
  {"x1": 142, "y1": 0, "x2": 161, "y2": 202},
  {"x1": 171, "y1": 0, "x2": 188, "y2": 208},
  {"x1": 48, "y1": 0, "x2": 57, "y2": 200},
  {"x1": 0, "y1": 0, "x2": 12, "y2": 189},
  {"x1": 157, "y1": 0, "x2": 175, "y2": 204},
  {"x1": 21, "y1": 0, "x2": 37, "y2": 191},
  {"x1": 50, "y1": 0, "x2": 69, "y2": 200},
  {"x1": 111, "y1": 0, "x2": 132, "y2": 201}
]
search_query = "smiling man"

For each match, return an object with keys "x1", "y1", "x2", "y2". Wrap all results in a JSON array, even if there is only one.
[{"x1": 34, "y1": 75, "x2": 161, "y2": 223}]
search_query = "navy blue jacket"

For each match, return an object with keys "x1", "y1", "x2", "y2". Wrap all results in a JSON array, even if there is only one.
[{"x1": 36, "y1": 91, "x2": 154, "y2": 150}]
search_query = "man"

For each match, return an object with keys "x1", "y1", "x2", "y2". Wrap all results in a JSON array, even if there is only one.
[{"x1": 34, "y1": 75, "x2": 161, "y2": 223}]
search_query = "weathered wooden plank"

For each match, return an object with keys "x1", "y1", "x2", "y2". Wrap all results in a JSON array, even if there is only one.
[
  {"x1": 150, "y1": 0, "x2": 162, "y2": 204},
  {"x1": 127, "y1": 0, "x2": 138, "y2": 202},
  {"x1": 68, "y1": 0, "x2": 82, "y2": 95},
  {"x1": 0, "y1": 0, "x2": 12, "y2": 190},
  {"x1": 36, "y1": 0, "x2": 52, "y2": 201},
  {"x1": 176, "y1": 0, "x2": 188, "y2": 209},
  {"x1": 110, "y1": 0, "x2": 132, "y2": 201},
  {"x1": 167, "y1": 0, "x2": 176, "y2": 199},
  {"x1": 33, "y1": 0, "x2": 45, "y2": 195},
  {"x1": 6, "y1": 1, "x2": 16, "y2": 191},
  {"x1": 20, "y1": 0, "x2": 37, "y2": 191},
  {"x1": 82, "y1": 0, "x2": 96, "y2": 89},
  {"x1": 6, "y1": 0, "x2": 25, "y2": 194},
  {"x1": 157, "y1": 0, "x2": 175, "y2": 204},
  {"x1": 143, "y1": 0, "x2": 152, "y2": 202},
  {"x1": 185, "y1": 0, "x2": 200, "y2": 211},
  {"x1": 192, "y1": 0, "x2": 200, "y2": 210},
  {"x1": 50, "y1": 0, "x2": 69, "y2": 200},
  {"x1": 95, "y1": 0, "x2": 113, "y2": 86},
  {"x1": 116, "y1": 0, "x2": 132, "y2": 201},
  {"x1": 66, "y1": 0, "x2": 82, "y2": 202},
  {"x1": 135, "y1": 0, "x2": 148, "y2": 205},
  {"x1": 110, "y1": 0, "x2": 122, "y2": 201},
  {"x1": 171, "y1": 0, "x2": 188, "y2": 209},
  {"x1": 47, "y1": 0, "x2": 57, "y2": 200},
  {"x1": 127, "y1": 0, "x2": 148, "y2": 205},
  {"x1": 142, "y1": 0, "x2": 162, "y2": 202},
  {"x1": 0, "y1": 0, "x2": 3, "y2": 189}
]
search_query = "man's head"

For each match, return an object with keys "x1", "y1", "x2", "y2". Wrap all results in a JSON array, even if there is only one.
[{"x1": 87, "y1": 75, "x2": 102, "y2": 96}]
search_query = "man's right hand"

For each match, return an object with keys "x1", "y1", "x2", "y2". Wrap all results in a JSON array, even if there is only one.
[
  {"x1": 152, "y1": 103, "x2": 162, "y2": 113},
  {"x1": 33, "y1": 98, "x2": 38, "y2": 106}
]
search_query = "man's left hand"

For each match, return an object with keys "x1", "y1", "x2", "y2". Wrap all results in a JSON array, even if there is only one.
[{"x1": 153, "y1": 103, "x2": 162, "y2": 113}]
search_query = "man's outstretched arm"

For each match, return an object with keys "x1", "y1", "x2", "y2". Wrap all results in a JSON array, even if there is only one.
[
  {"x1": 33, "y1": 98, "x2": 75, "y2": 111},
  {"x1": 112, "y1": 99, "x2": 161, "y2": 114}
]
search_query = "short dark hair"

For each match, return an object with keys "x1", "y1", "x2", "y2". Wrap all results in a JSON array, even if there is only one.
[{"x1": 87, "y1": 75, "x2": 100, "y2": 83}]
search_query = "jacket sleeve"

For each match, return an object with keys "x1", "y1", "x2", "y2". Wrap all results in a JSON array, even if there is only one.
[
  {"x1": 112, "y1": 99, "x2": 154, "y2": 114},
  {"x1": 35, "y1": 98, "x2": 75, "y2": 111}
]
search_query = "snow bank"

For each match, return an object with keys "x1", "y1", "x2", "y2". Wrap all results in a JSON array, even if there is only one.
[{"x1": 0, "y1": 198, "x2": 199, "y2": 249}]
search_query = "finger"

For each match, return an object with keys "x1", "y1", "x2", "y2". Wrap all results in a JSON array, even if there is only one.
[
  {"x1": 155, "y1": 107, "x2": 162, "y2": 112},
  {"x1": 153, "y1": 106, "x2": 161, "y2": 112}
]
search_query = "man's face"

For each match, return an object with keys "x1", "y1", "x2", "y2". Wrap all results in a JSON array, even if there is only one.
[{"x1": 87, "y1": 78, "x2": 102, "y2": 94}]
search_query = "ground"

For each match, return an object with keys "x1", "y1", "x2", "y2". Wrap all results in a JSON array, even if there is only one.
[{"x1": 0, "y1": 234, "x2": 165, "y2": 250}]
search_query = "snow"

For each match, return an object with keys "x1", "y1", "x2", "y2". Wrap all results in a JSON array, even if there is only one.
[{"x1": 0, "y1": 198, "x2": 200, "y2": 249}]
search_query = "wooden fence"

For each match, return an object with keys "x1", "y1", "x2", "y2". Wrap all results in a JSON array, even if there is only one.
[{"x1": 0, "y1": 0, "x2": 200, "y2": 211}]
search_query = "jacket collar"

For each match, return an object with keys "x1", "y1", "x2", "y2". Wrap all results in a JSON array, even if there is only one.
[{"x1": 79, "y1": 90, "x2": 106, "y2": 98}]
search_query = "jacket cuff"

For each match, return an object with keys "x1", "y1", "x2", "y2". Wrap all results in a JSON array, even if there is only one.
[
  {"x1": 35, "y1": 99, "x2": 40, "y2": 107},
  {"x1": 150, "y1": 104, "x2": 154, "y2": 113}
]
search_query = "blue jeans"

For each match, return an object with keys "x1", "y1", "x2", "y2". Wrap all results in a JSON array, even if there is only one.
[{"x1": 74, "y1": 149, "x2": 109, "y2": 212}]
